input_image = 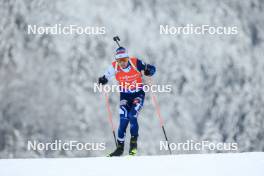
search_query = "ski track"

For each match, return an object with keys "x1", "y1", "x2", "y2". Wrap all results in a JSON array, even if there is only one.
[{"x1": 0, "y1": 152, "x2": 263, "y2": 176}]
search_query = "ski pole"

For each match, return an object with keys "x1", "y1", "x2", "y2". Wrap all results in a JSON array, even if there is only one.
[
  {"x1": 147, "y1": 77, "x2": 172, "y2": 154},
  {"x1": 103, "y1": 88, "x2": 117, "y2": 147},
  {"x1": 113, "y1": 36, "x2": 121, "y2": 47}
]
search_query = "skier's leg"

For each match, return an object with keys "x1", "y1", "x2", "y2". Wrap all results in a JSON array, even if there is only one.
[
  {"x1": 128, "y1": 91, "x2": 145, "y2": 155},
  {"x1": 109, "y1": 100, "x2": 129, "y2": 157},
  {"x1": 117, "y1": 100, "x2": 130, "y2": 143},
  {"x1": 128, "y1": 96, "x2": 144, "y2": 137}
]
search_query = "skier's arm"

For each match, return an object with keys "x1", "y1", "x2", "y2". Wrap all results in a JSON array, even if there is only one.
[
  {"x1": 136, "y1": 59, "x2": 156, "y2": 76},
  {"x1": 98, "y1": 66, "x2": 115, "y2": 85}
]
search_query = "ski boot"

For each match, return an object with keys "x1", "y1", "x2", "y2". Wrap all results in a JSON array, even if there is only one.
[
  {"x1": 129, "y1": 136, "x2": 138, "y2": 156},
  {"x1": 108, "y1": 140, "x2": 124, "y2": 157}
]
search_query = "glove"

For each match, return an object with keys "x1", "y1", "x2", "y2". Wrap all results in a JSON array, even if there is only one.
[
  {"x1": 98, "y1": 75, "x2": 108, "y2": 85},
  {"x1": 144, "y1": 64, "x2": 156, "y2": 76}
]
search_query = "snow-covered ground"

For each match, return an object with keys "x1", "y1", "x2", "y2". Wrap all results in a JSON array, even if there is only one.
[{"x1": 0, "y1": 152, "x2": 263, "y2": 176}]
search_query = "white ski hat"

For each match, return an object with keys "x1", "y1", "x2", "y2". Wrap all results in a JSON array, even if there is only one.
[{"x1": 115, "y1": 47, "x2": 129, "y2": 59}]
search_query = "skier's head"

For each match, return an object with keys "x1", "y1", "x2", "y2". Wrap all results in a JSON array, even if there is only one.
[{"x1": 115, "y1": 47, "x2": 129, "y2": 68}]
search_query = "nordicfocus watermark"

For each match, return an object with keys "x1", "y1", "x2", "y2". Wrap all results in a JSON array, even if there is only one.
[
  {"x1": 160, "y1": 140, "x2": 238, "y2": 152},
  {"x1": 94, "y1": 83, "x2": 172, "y2": 93},
  {"x1": 27, "y1": 140, "x2": 105, "y2": 151},
  {"x1": 27, "y1": 24, "x2": 105, "y2": 35},
  {"x1": 160, "y1": 24, "x2": 238, "y2": 35}
]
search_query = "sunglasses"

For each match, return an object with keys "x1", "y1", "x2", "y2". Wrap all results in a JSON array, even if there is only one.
[{"x1": 117, "y1": 58, "x2": 129, "y2": 63}]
